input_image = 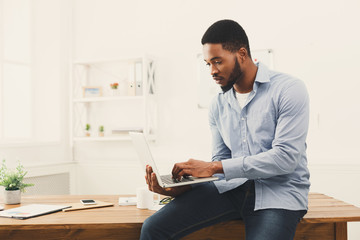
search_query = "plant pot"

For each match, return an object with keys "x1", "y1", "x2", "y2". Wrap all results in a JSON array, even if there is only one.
[
  {"x1": 111, "y1": 88, "x2": 120, "y2": 96},
  {"x1": 4, "y1": 189, "x2": 21, "y2": 204},
  {"x1": 99, "y1": 132, "x2": 104, "y2": 137}
]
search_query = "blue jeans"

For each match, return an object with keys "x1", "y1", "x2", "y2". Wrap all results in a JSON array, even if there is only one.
[{"x1": 140, "y1": 181, "x2": 306, "y2": 240}]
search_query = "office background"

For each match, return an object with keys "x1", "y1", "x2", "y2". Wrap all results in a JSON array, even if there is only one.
[{"x1": 0, "y1": 0, "x2": 359, "y2": 238}]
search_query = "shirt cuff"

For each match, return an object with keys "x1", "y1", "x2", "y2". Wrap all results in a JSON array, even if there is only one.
[{"x1": 222, "y1": 157, "x2": 245, "y2": 181}]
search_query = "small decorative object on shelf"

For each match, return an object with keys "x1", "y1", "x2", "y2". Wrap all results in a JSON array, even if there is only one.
[
  {"x1": 0, "y1": 159, "x2": 34, "y2": 204},
  {"x1": 85, "y1": 124, "x2": 91, "y2": 137},
  {"x1": 110, "y1": 83, "x2": 118, "y2": 89},
  {"x1": 83, "y1": 86, "x2": 102, "y2": 98},
  {"x1": 99, "y1": 125, "x2": 104, "y2": 137},
  {"x1": 110, "y1": 83, "x2": 120, "y2": 96}
]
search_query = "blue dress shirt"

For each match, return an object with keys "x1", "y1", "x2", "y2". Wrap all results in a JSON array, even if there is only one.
[{"x1": 209, "y1": 62, "x2": 310, "y2": 211}]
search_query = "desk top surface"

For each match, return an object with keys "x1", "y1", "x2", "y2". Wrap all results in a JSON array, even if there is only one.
[{"x1": 0, "y1": 193, "x2": 359, "y2": 229}]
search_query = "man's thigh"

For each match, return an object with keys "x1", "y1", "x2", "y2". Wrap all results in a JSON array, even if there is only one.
[
  {"x1": 140, "y1": 182, "x2": 243, "y2": 240},
  {"x1": 244, "y1": 208, "x2": 306, "y2": 240}
]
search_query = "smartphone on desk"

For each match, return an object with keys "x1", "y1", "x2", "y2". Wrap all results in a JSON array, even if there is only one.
[{"x1": 80, "y1": 199, "x2": 97, "y2": 205}]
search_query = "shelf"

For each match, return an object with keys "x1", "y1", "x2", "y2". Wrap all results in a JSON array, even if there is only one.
[
  {"x1": 73, "y1": 134, "x2": 156, "y2": 142},
  {"x1": 73, "y1": 56, "x2": 144, "y2": 65},
  {"x1": 71, "y1": 56, "x2": 157, "y2": 147},
  {"x1": 74, "y1": 136, "x2": 131, "y2": 141},
  {"x1": 73, "y1": 96, "x2": 144, "y2": 103}
]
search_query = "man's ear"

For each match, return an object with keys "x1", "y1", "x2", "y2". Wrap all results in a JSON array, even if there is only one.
[{"x1": 237, "y1": 47, "x2": 247, "y2": 63}]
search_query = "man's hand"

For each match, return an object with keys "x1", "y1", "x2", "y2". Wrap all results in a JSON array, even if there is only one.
[
  {"x1": 172, "y1": 159, "x2": 223, "y2": 181},
  {"x1": 145, "y1": 165, "x2": 190, "y2": 197}
]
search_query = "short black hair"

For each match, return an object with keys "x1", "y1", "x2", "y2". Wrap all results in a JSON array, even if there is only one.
[{"x1": 201, "y1": 19, "x2": 251, "y2": 58}]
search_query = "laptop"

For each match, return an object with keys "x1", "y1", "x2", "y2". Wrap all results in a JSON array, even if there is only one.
[
  {"x1": 0, "y1": 204, "x2": 71, "y2": 219},
  {"x1": 130, "y1": 132, "x2": 218, "y2": 188}
]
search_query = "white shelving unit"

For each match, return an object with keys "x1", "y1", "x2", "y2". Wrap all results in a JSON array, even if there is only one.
[{"x1": 70, "y1": 56, "x2": 157, "y2": 144}]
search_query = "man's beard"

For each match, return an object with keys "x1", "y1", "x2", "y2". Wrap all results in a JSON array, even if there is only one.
[{"x1": 221, "y1": 57, "x2": 243, "y2": 93}]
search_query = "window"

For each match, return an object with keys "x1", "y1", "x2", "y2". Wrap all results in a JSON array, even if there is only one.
[
  {"x1": 0, "y1": 0, "x2": 32, "y2": 142},
  {"x1": 0, "y1": 0, "x2": 62, "y2": 144}
]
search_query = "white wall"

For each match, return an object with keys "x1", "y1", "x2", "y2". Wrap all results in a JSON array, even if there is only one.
[{"x1": 72, "y1": 0, "x2": 360, "y2": 238}]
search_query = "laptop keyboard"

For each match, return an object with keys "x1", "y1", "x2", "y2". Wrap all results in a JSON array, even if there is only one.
[{"x1": 160, "y1": 175, "x2": 194, "y2": 185}]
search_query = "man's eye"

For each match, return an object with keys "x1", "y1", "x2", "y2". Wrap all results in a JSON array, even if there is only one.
[{"x1": 215, "y1": 61, "x2": 221, "y2": 65}]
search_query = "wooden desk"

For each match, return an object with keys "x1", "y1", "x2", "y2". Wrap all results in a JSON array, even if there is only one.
[{"x1": 0, "y1": 193, "x2": 360, "y2": 240}]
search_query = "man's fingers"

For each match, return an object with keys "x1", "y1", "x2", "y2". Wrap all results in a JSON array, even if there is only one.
[
  {"x1": 146, "y1": 165, "x2": 152, "y2": 182},
  {"x1": 176, "y1": 169, "x2": 191, "y2": 180},
  {"x1": 172, "y1": 162, "x2": 188, "y2": 179},
  {"x1": 173, "y1": 160, "x2": 214, "y2": 179},
  {"x1": 151, "y1": 172, "x2": 164, "y2": 192},
  {"x1": 171, "y1": 164, "x2": 179, "y2": 177},
  {"x1": 151, "y1": 172, "x2": 157, "y2": 182},
  {"x1": 146, "y1": 165, "x2": 154, "y2": 190},
  {"x1": 152, "y1": 172, "x2": 162, "y2": 188}
]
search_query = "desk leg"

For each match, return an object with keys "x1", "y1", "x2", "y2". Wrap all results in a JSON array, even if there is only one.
[{"x1": 335, "y1": 222, "x2": 347, "y2": 240}]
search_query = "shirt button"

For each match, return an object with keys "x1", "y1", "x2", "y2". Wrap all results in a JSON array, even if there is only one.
[
  {"x1": 241, "y1": 117, "x2": 245, "y2": 121},
  {"x1": 243, "y1": 139, "x2": 246, "y2": 142}
]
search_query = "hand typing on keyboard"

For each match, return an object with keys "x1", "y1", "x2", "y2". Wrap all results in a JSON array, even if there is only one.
[
  {"x1": 145, "y1": 165, "x2": 191, "y2": 197},
  {"x1": 171, "y1": 159, "x2": 223, "y2": 181}
]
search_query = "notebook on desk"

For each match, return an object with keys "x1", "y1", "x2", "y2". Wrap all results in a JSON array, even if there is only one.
[
  {"x1": 63, "y1": 201, "x2": 114, "y2": 212},
  {"x1": 130, "y1": 132, "x2": 218, "y2": 188},
  {"x1": 0, "y1": 204, "x2": 71, "y2": 219}
]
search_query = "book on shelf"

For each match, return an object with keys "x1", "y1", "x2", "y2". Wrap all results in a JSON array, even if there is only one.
[
  {"x1": 128, "y1": 63, "x2": 136, "y2": 96},
  {"x1": 112, "y1": 127, "x2": 143, "y2": 135},
  {"x1": 135, "y1": 62, "x2": 143, "y2": 96}
]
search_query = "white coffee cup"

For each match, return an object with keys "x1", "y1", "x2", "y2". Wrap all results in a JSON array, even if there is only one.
[{"x1": 136, "y1": 187, "x2": 160, "y2": 209}]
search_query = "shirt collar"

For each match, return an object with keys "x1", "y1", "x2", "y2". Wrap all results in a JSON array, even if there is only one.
[
  {"x1": 254, "y1": 62, "x2": 270, "y2": 84},
  {"x1": 223, "y1": 62, "x2": 271, "y2": 112}
]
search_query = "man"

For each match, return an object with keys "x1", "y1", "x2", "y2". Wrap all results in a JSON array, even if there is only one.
[{"x1": 141, "y1": 19, "x2": 310, "y2": 240}]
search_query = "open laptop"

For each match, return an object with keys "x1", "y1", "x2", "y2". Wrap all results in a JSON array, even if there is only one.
[{"x1": 130, "y1": 132, "x2": 218, "y2": 188}]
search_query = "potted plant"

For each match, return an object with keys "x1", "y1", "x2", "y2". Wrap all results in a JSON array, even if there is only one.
[
  {"x1": 0, "y1": 160, "x2": 34, "y2": 204},
  {"x1": 85, "y1": 123, "x2": 91, "y2": 137},
  {"x1": 110, "y1": 83, "x2": 119, "y2": 89},
  {"x1": 99, "y1": 125, "x2": 104, "y2": 137},
  {"x1": 110, "y1": 82, "x2": 119, "y2": 96}
]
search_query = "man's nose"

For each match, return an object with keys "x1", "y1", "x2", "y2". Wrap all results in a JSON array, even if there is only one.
[{"x1": 210, "y1": 65, "x2": 219, "y2": 76}]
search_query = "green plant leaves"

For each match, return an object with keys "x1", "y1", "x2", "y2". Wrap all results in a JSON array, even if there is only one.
[{"x1": 0, "y1": 160, "x2": 34, "y2": 193}]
